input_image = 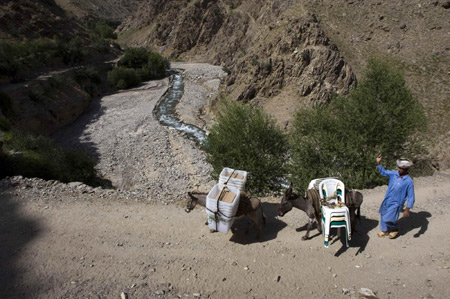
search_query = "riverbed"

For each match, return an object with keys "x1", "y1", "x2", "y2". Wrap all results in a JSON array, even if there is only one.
[{"x1": 53, "y1": 63, "x2": 227, "y2": 202}]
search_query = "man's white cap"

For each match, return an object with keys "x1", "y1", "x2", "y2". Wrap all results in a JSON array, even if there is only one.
[{"x1": 396, "y1": 158, "x2": 413, "y2": 169}]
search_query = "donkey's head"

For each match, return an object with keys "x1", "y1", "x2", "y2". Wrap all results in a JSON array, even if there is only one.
[
  {"x1": 278, "y1": 183, "x2": 295, "y2": 217},
  {"x1": 185, "y1": 192, "x2": 197, "y2": 213}
]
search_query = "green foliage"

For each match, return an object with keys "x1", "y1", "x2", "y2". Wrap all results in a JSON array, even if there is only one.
[
  {"x1": 204, "y1": 101, "x2": 288, "y2": 194},
  {"x1": 0, "y1": 91, "x2": 13, "y2": 115},
  {"x1": 0, "y1": 130, "x2": 101, "y2": 186},
  {"x1": 0, "y1": 39, "x2": 20, "y2": 77},
  {"x1": 0, "y1": 117, "x2": 10, "y2": 131},
  {"x1": 0, "y1": 32, "x2": 113, "y2": 80},
  {"x1": 119, "y1": 48, "x2": 170, "y2": 80},
  {"x1": 119, "y1": 47, "x2": 150, "y2": 69},
  {"x1": 95, "y1": 23, "x2": 117, "y2": 40},
  {"x1": 107, "y1": 67, "x2": 141, "y2": 89},
  {"x1": 75, "y1": 66, "x2": 101, "y2": 84},
  {"x1": 289, "y1": 58, "x2": 427, "y2": 191}
]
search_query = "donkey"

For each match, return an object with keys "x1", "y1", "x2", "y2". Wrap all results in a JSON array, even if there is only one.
[
  {"x1": 278, "y1": 183, "x2": 321, "y2": 240},
  {"x1": 185, "y1": 191, "x2": 266, "y2": 239},
  {"x1": 278, "y1": 183, "x2": 363, "y2": 240}
]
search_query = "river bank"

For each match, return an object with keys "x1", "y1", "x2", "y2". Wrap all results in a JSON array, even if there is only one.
[{"x1": 52, "y1": 63, "x2": 226, "y2": 201}]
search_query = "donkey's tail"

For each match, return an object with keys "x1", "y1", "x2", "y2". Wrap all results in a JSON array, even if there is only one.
[{"x1": 259, "y1": 199, "x2": 267, "y2": 227}]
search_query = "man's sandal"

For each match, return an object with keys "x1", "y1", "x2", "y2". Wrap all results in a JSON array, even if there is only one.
[
  {"x1": 388, "y1": 231, "x2": 399, "y2": 239},
  {"x1": 377, "y1": 231, "x2": 389, "y2": 237}
]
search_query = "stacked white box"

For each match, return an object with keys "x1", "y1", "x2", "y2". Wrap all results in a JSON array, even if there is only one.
[
  {"x1": 206, "y1": 184, "x2": 241, "y2": 233},
  {"x1": 218, "y1": 167, "x2": 247, "y2": 191}
]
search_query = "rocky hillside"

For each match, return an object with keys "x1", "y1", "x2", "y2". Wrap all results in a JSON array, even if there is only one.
[
  {"x1": 118, "y1": 0, "x2": 450, "y2": 168},
  {"x1": 54, "y1": 0, "x2": 143, "y2": 21},
  {"x1": 0, "y1": 0, "x2": 83, "y2": 40},
  {"x1": 118, "y1": 0, "x2": 355, "y2": 107},
  {"x1": 304, "y1": 0, "x2": 450, "y2": 168}
]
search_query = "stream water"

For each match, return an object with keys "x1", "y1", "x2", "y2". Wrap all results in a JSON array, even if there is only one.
[{"x1": 154, "y1": 71, "x2": 206, "y2": 145}]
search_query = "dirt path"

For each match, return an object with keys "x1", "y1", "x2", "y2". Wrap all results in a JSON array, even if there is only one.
[
  {"x1": 1, "y1": 63, "x2": 450, "y2": 298},
  {"x1": 1, "y1": 171, "x2": 450, "y2": 299}
]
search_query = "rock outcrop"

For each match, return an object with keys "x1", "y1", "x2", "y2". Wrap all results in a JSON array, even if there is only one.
[{"x1": 118, "y1": 0, "x2": 356, "y2": 107}]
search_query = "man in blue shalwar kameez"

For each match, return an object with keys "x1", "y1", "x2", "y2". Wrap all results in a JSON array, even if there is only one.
[{"x1": 376, "y1": 155, "x2": 415, "y2": 239}]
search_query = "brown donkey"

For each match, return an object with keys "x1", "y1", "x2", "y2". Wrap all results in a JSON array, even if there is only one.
[
  {"x1": 186, "y1": 191, "x2": 266, "y2": 239},
  {"x1": 278, "y1": 183, "x2": 363, "y2": 240}
]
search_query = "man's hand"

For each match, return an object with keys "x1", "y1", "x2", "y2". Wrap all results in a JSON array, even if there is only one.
[
  {"x1": 376, "y1": 154, "x2": 382, "y2": 165},
  {"x1": 403, "y1": 207, "x2": 410, "y2": 218}
]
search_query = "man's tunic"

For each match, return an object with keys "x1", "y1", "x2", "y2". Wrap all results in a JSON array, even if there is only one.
[{"x1": 376, "y1": 164, "x2": 415, "y2": 231}]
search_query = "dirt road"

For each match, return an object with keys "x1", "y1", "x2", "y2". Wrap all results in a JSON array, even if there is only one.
[{"x1": 1, "y1": 63, "x2": 450, "y2": 298}]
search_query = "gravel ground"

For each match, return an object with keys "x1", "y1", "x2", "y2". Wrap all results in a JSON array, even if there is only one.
[{"x1": 53, "y1": 63, "x2": 227, "y2": 202}]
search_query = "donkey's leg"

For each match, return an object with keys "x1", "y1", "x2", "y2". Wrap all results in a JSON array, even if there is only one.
[
  {"x1": 315, "y1": 211, "x2": 322, "y2": 233},
  {"x1": 302, "y1": 218, "x2": 314, "y2": 240},
  {"x1": 246, "y1": 212, "x2": 259, "y2": 235}
]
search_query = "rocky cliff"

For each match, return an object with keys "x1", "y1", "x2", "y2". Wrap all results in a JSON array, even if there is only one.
[
  {"x1": 118, "y1": 0, "x2": 356, "y2": 111},
  {"x1": 0, "y1": 0, "x2": 82, "y2": 40},
  {"x1": 118, "y1": 0, "x2": 449, "y2": 167}
]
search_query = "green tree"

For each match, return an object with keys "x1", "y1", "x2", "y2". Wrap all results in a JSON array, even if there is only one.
[
  {"x1": 204, "y1": 101, "x2": 288, "y2": 194},
  {"x1": 119, "y1": 47, "x2": 149, "y2": 69},
  {"x1": 289, "y1": 58, "x2": 426, "y2": 191},
  {"x1": 107, "y1": 67, "x2": 141, "y2": 89}
]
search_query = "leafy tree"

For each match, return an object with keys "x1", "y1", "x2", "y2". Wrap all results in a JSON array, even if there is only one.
[
  {"x1": 0, "y1": 130, "x2": 100, "y2": 186},
  {"x1": 95, "y1": 23, "x2": 117, "y2": 40},
  {"x1": 289, "y1": 58, "x2": 426, "y2": 191},
  {"x1": 119, "y1": 47, "x2": 149, "y2": 69},
  {"x1": 107, "y1": 67, "x2": 141, "y2": 89},
  {"x1": 204, "y1": 101, "x2": 288, "y2": 194}
]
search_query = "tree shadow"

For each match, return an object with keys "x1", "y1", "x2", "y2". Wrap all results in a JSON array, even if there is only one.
[
  {"x1": 398, "y1": 211, "x2": 431, "y2": 238},
  {"x1": 229, "y1": 202, "x2": 287, "y2": 244},
  {"x1": 333, "y1": 216, "x2": 379, "y2": 257},
  {"x1": 0, "y1": 187, "x2": 42, "y2": 298}
]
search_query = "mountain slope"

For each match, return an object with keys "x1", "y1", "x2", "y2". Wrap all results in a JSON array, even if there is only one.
[
  {"x1": 117, "y1": 0, "x2": 449, "y2": 168},
  {"x1": 118, "y1": 0, "x2": 356, "y2": 109}
]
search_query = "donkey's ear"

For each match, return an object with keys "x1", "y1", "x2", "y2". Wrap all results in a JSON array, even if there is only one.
[{"x1": 286, "y1": 182, "x2": 293, "y2": 194}]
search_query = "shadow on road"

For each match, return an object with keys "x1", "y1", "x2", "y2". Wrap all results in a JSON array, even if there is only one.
[
  {"x1": 398, "y1": 210, "x2": 431, "y2": 238},
  {"x1": 0, "y1": 189, "x2": 42, "y2": 299},
  {"x1": 229, "y1": 202, "x2": 287, "y2": 244},
  {"x1": 333, "y1": 216, "x2": 379, "y2": 257}
]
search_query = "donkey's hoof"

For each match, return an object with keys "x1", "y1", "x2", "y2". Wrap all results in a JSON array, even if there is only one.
[
  {"x1": 301, "y1": 236, "x2": 309, "y2": 241},
  {"x1": 209, "y1": 229, "x2": 217, "y2": 233}
]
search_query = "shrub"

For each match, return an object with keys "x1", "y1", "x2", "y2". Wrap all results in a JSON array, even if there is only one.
[
  {"x1": 107, "y1": 67, "x2": 141, "y2": 89},
  {"x1": 95, "y1": 23, "x2": 117, "y2": 40},
  {"x1": 1, "y1": 130, "x2": 100, "y2": 186},
  {"x1": 289, "y1": 58, "x2": 427, "y2": 191},
  {"x1": 75, "y1": 66, "x2": 101, "y2": 84},
  {"x1": 0, "y1": 39, "x2": 20, "y2": 77},
  {"x1": 204, "y1": 101, "x2": 288, "y2": 194},
  {"x1": 0, "y1": 117, "x2": 10, "y2": 131},
  {"x1": 0, "y1": 91, "x2": 13, "y2": 116},
  {"x1": 119, "y1": 47, "x2": 149, "y2": 69},
  {"x1": 118, "y1": 48, "x2": 170, "y2": 81}
]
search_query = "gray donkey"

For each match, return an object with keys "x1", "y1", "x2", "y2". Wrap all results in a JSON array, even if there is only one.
[
  {"x1": 278, "y1": 183, "x2": 363, "y2": 240},
  {"x1": 186, "y1": 191, "x2": 266, "y2": 239}
]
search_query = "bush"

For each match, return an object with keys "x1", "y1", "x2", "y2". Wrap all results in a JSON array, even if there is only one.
[
  {"x1": 107, "y1": 67, "x2": 141, "y2": 89},
  {"x1": 0, "y1": 130, "x2": 100, "y2": 186},
  {"x1": 0, "y1": 117, "x2": 10, "y2": 131},
  {"x1": 0, "y1": 91, "x2": 13, "y2": 116},
  {"x1": 0, "y1": 39, "x2": 20, "y2": 77},
  {"x1": 119, "y1": 47, "x2": 149, "y2": 69},
  {"x1": 289, "y1": 58, "x2": 427, "y2": 191},
  {"x1": 119, "y1": 48, "x2": 170, "y2": 81},
  {"x1": 95, "y1": 23, "x2": 117, "y2": 40},
  {"x1": 204, "y1": 101, "x2": 288, "y2": 194},
  {"x1": 75, "y1": 66, "x2": 101, "y2": 84}
]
